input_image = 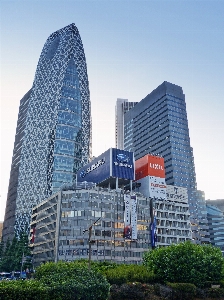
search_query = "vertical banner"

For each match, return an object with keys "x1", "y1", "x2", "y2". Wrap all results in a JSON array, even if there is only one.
[
  {"x1": 124, "y1": 194, "x2": 138, "y2": 240},
  {"x1": 131, "y1": 195, "x2": 138, "y2": 240},
  {"x1": 150, "y1": 213, "x2": 157, "y2": 248},
  {"x1": 124, "y1": 194, "x2": 131, "y2": 239}
]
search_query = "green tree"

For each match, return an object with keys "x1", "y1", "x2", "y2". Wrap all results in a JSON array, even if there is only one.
[
  {"x1": 0, "y1": 232, "x2": 32, "y2": 272},
  {"x1": 143, "y1": 241, "x2": 224, "y2": 287},
  {"x1": 0, "y1": 240, "x2": 4, "y2": 258},
  {"x1": 0, "y1": 238, "x2": 11, "y2": 272}
]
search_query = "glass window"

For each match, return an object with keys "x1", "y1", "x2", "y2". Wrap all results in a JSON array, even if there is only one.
[
  {"x1": 53, "y1": 156, "x2": 74, "y2": 172},
  {"x1": 52, "y1": 172, "x2": 73, "y2": 183},
  {"x1": 59, "y1": 98, "x2": 81, "y2": 114},
  {"x1": 61, "y1": 86, "x2": 81, "y2": 100},
  {"x1": 55, "y1": 125, "x2": 79, "y2": 140},
  {"x1": 63, "y1": 73, "x2": 79, "y2": 88},
  {"x1": 57, "y1": 111, "x2": 81, "y2": 127},
  {"x1": 54, "y1": 140, "x2": 75, "y2": 156}
]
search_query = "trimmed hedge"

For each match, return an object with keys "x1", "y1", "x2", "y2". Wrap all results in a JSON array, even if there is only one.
[
  {"x1": 0, "y1": 261, "x2": 110, "y2": 300},
  {"x1": 109, "y1": 282, "x2": 155, "y2": 300},
  {"x1": 0, "y1": 280, "x2": 48, "y2": 300},
  {"x1": 99, "y1": 264, "x2": 155, "y2": 285},
  {"x1": 71, "y1": 260, "x2": 156, "y2": 285},
  {"x1": 167, "y1": 282, "x2": 196, "y2": 300}
]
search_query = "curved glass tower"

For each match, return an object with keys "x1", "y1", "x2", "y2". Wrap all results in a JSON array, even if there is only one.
[{"x1": 3, "y1": 24, "x2": 91, "y2": 239}]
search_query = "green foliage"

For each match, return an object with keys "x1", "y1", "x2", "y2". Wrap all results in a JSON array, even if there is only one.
[
  {"x1": 109, "y1": 282, "x2": 150, "y2": 300},
  {"x1": 167, "y1": 282, "x2": 196, "y2": 300},
  {"x1": 207, "y1": 287, "x2": 224, "y2": 299},
  {"x1": 65, "y1": 260, "x2": 155, "y2": 285},
  {"x1": 0, "y1": 232, "x2": 32, "y2": 272},
  {"x1": 0, "y1": 280, "x2": 48, "y2": 300},
  {"x1": 0, "y1": 261, "x2": 110, "y2": 300},
  {"x1": 35, "y1": 261, "x2": 110, "y2": 300},
  {"x1": 99, "y1": 264, "x2": 155, "y2": 285},
  {"x1": 143, "y1": 241, "x2": 224, "y2": 287}
]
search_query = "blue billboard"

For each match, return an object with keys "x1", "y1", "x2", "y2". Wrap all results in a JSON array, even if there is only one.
[
  {"x1": 76, "y1": 148, "x2": 135, "y2": 184},
  {"x1": 112, "y1": 148, "x2": 134, "y2": 180}
]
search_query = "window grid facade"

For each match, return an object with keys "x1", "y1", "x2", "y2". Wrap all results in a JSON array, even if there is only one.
[
  {"x1": 3, "y1": 23, "x2": 91, "y2": 239},
  {"x1": 31, "y1": 187, "x2": 151, "y2": 266},
  {"x1": 123, "y1": 81, "x2": 209, "y2": 244}
]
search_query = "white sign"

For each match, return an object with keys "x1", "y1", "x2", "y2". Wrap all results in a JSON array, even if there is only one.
[
  {"x1": 131, "y1": 195, "x2": 137, "y2": 240},
  {"x1": 124, "y1": 194, "x2": 138, "y2": 240},
  {"x1": 166, "y1": 185, "x2": 188, "y2": 203},
  {"x1": 149, "y1": 176, "x2": 167, "y2": 200}
]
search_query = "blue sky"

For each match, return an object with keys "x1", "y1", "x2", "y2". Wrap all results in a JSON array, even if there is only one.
[{"x1": 1, "y1": 0, "x2": 224, "y2": 221}]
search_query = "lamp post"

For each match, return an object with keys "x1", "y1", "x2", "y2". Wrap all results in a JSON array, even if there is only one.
[
  {"x1": 83, "y1": 217, "x2": 101, "y2": 271},
  {"x1": 20, "y1": 251, "x2": 25, "y2": 278}
]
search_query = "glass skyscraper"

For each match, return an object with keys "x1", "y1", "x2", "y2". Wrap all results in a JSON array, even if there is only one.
[
  {"x1": 3, "y1": 24, "x2": 91, "y2": 240},
  {"x1": 206, "y1": 203, "x2": 224, "y2": 255},
  {"x1": 123, "y1": 81, "x2": 209, "y2": 244},
  {"x1": 115, "y1": 99, "x2": 138, "y2": 150}
]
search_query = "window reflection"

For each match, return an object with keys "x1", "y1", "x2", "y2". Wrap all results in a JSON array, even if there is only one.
[
  {"x1": 52, "y1": 172, "x2": 73, "y2": 182},
  {"x1": 53, "y1": 156, "x2": 74, "y2": 172},
  {"x1": 61, "y1": 86, "x2": 81, "y2": 100},
  {"x1": 57, "y1": 111, "x2": 81, "y2": 127},
  {"x1": 56, "y1": 125, "x2": 78, "y2": 140},
  {"x1": 59, "y1": 98, "x2": 81, "y2": 114},
  {"x1": 54, "y1": 140, "x2": 75, "y2": 156}
]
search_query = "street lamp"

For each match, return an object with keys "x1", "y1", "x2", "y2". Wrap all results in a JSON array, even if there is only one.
[{"x1": 83, "y1": 217, "x2": 101, "y2": 270}]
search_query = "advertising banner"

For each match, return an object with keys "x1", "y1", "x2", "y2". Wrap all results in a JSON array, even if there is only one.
[
  {"x1": 166, "y1": 185, "x2": 188, "y2": 203},
  {"x1": 150, "y1": 215, "x2": 157, "y2": 248},
  {"x1": 124, "y1": 194, "x2": 138, "y2": 240},
  {"x1": 77, "y1": 148, "x2": 134, "y2": 184},
  {"x1": 135, "y1": 154, "x2": 165, "y2": 180},
  {"x1": 130, "y1": 195, "x2": 137, "y2": 240},
  {"x1": 77, "y1": 149, "x2": 111, "y2": 184},
  {"x1": 149, "y1": 176, "x2": 167, "y2": 200},
  {"x1": 124, "y1": 194, "x2": 131, "y2": 239},
  {"x1": 112, "y1": 148, "x2": 135, "y2": 180}
]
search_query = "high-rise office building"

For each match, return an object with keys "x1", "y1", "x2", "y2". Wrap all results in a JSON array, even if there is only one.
[
  {"x1": 115, "y1": 99, "x2": 138, "y2": 149},
  {"x1": 206, "y1": 201, "x2": 224, "y2": 255},
  {"x1": 3, "y1": 24, "x2": 91, "y2": 240},
  {"x1": 3, "y1": 90, "x2": 31, "y2": 240},
  {"x1": 122, "y1": 81, "x2": 209, "y2": 243}
]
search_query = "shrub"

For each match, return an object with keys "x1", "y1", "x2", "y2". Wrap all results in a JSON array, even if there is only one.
[
  {"x1": 35, "y1": 261, "x2": 110, "y2": 300},
  {"x1": 0, "y1": 280, "x2": 48, "y2": 300},
  {"x1": 101, "y1": 264, "x2": 155, "y2": 285},
  {"x1": 109, "y1": 282, "x2": 146, "y2": 300},
  {"x1": 0, "y1": 261, "x2": 110, "y2": 300},
  {"x1": 167, "y1": 282, "x2": 196, "y2": 300},
  {"x1": 207, "y1": 287, "x2": 224, "y2": 299},
  {"x1": 143, "y1": 241, "x2": 224, "y2": 287}
]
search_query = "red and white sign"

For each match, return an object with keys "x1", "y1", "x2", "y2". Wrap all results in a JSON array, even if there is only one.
[{"x1": 135, "y1": 155, "x2": 165, "y2": 180}]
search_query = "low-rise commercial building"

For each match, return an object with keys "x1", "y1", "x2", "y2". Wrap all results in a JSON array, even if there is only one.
[{"x1": 30, "y1": 185, "x2": 151, "y2": 266}]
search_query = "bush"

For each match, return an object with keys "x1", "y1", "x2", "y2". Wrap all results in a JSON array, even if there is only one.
[
  {"x1": 167, "y1": 282, "x2": 196, "y2": 300},
  {"x1": 35, "y1": 261, "x2": 110, "y2": 300},
  {"x1": 207, "y1": 287, "x2": 224, "y2": 299},
  {"x1": 100, "y1": 264, "x2": 155, "y2": 285},
  {"x1": 154, "y1": 283, "x2": 172, "y2": 299},
  {"x1": 143, "y1": 241, "x2": 224, "y2": 287},
  {"x1": 0, "y1": 261, "x2": 110, "y2": 300},
  {"x1": 109, "y1": 282, "x2": 149, "y2": 300},
  {"x1": 0, "y1": 280, "x2": 48, "y2": 300}
]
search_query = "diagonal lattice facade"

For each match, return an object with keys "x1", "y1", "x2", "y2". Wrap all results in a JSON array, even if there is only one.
[{"x1": 4, "y1": 24, "x2": 91, "y2": 237}]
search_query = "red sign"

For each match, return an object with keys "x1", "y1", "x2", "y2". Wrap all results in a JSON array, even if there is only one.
[{"x1": 135, "y1": 154, "x2": 165, "y2": 180}]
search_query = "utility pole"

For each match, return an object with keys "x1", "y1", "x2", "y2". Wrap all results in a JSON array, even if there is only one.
[{"x1": 83, "y1": 217, "x2": 101, "y2": 271}]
